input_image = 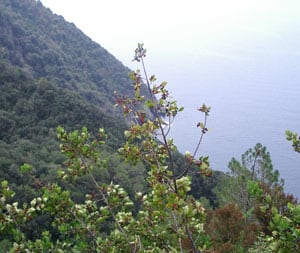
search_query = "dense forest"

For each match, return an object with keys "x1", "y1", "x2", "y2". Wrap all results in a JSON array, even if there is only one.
[{"x1": 0, "y1": 0, "x2": 299, "y2": 252}]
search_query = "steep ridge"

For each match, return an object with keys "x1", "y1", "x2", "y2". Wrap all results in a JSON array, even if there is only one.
[
  {"x1": 0, "y1": 0, "x2": 134, "y2": 115},
  {"x1": 0, "y1": 0, "x2": 137, "y2": 201}
]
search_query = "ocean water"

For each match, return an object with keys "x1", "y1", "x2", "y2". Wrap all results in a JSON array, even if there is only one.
[{"x1": 151, "y1": 49, "x2": 300, "y2": 199}]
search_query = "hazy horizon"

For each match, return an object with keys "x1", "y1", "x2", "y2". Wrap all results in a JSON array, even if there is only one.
[
  {"x1": 40, "y1": 1, "x2": 300, "y2": 68},
  {"x1": 40, "y1": 0, "x2": 300, "y2": 197}
]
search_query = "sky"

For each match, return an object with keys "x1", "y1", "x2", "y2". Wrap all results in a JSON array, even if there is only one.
[{"x1": 40, "y1": 0, "x2": 300, "y2": 69}]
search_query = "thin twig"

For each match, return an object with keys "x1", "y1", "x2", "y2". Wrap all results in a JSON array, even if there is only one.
[
  {"x1": 87, "y1": 169, "x2": 126, "y2": 235},
  {"x1": 176, "y1": 113, "x2": 208, "y2": 179},
  {"x1": 192, "y1": 113, "x2": 208, "y2": 159},
  {"x1": 140, "y1": 56, "x2": 178, "y2": 193}
]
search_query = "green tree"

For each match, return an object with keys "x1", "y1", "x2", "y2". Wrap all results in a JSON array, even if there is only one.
[
  {"x1": 248, "y1": 132, "x2": 300, "y2": 252},
  {"x1": 248, "y1": 182, "x2": 300, "y2": 252},
  {"x1": 286, "y1": 130, "x2": 300, "y2": 153},
  {"x1": 211, "y1": 143, "x2": 294, "y2": 251},
  {"x1": 216, "y1": 143, "x2": 283, "y2": 213},
  {"x1": 0, "y1": 45, "x2": 212, "y2": 252}
]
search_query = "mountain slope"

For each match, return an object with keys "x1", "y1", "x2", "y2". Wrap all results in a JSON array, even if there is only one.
[
  {"x1": 0, "y1": 59, "x2": 133, "y2": 199},
  {"x1": 0, "y1": 0, "x2": 141, "y2": 203},
  {"x1": 0, "y1": 0, "x2": 134, "y2": 115}
]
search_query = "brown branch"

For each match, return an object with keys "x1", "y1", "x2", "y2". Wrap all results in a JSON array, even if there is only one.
[
  {"x1": 185, "y1": 222, "x2": 201, "y2": 253},
  {"x1": 176, "y1": 112, "x2": 208, "y2": 179},
  {"x1": 140, "y1": 55, "x2": 178, "y2": 193}
]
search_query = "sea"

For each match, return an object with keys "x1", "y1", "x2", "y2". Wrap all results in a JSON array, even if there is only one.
[{"x1": 145, "y1": 46, "x2": 300, "y2": 200}]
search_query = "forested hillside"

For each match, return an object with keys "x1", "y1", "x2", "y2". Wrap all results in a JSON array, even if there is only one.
[
  {"x1": 0, "y1": 0, "x2": 138, "y2": 200},
  {"x1": 0, "y1": 0, "x2": 135, "y2": 114}
]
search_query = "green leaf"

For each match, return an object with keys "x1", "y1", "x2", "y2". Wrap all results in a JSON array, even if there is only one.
[{"x1": 20, "y1": 163, "x2": 33, "y2": 173}]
